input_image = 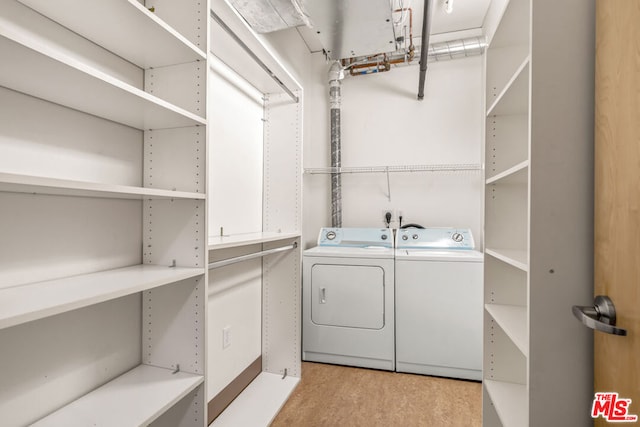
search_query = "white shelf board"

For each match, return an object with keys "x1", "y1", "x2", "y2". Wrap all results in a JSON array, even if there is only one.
[
  {"x1": 485, "y1": 304, "x2": 528, "y2": 356},
  {"x1": 485, "y1": 248, "x2": 528, "y2": 272},
  {"x1": 17, "y1": 0, "x2": 206, "y2": 68},
  {"x1": 484, "y1": 379, "x2": 527, "y2": 427},
  {"x1": 0, "y1": 265, "x2": 204, "y2": 330},
  {"x1": 32, "y1": 365, "x2": 203, "y2": 427},
  {"x1": 211, "y1": 372, "x2": 300, "y2": 427},
  {"x1": 487, "y1": 57, "x2": 530, "y2": 117},
  {"x1": 0, "y1": 31, "x2": 205, "y2": 130},
  {"x1": 0, "y1": 172, "x2": 204, "y2": 200},
  {"x1": 486, "y1": 160, "x2": 529, "y2": 185},
  {"x1": 208, "y1": 232, "x2": 300, "y2": 250}
]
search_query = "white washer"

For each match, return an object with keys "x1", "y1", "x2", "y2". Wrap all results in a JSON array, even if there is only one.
[
  {"x1": 303, "y1": 227, "x2": 395, "y2": 371},
  {"x1": 395, "y1": 227, "x2": 483, "y2": 380}
]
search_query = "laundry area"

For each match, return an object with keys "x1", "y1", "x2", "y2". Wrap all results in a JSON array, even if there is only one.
[{"x1": 0, "y1": 0, "x2": 599, "y2": 426}]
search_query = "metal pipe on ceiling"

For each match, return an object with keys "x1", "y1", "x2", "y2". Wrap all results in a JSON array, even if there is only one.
[
  {"x1": 342, "y1": 36, "x2": 485, "y2": 77},
  {"x1": 429, "y1": 37, "x2": 486, "y2": 61},
  {"x1": 417, "y1": 0, "x2": 434, "y2": 100}
]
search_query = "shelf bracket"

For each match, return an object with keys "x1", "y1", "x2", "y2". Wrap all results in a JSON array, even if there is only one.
[{"x1": 173, "y1": 364, "x2": 180, "y2": 374}]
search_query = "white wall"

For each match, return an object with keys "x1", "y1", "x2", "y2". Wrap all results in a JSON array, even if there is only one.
[
  {"x1": 302, "y1": 55, "x2": 484, "y2": 248},
  {"x1": 207, "y1": 249, "x2": 262, "y2": 399},
  {"x1": 207, "y1": 58, "x2": 264, "y2": 398},
  {"x1": 208, "y1": 56, "x2": 264, "y2": 237}
]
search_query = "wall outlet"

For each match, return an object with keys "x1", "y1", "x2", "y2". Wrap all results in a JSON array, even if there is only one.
[
  {"x1": 382, "y1": 209, "x2": 394, "y2": 225},
  {"x1": 222, "y1": 326, "x2": 231, "y2": 349}
]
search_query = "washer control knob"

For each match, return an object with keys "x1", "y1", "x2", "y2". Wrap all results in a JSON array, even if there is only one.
[
  {"x1": 412, "y1": 234, "x2": 419, "y2": 240},
  {"x1": 452, "y1": 232, "x2": 464, "y2": 242},
  {"x1": 402, "y1": 235, "x2": 409, "y2": 241},
  {"x1": 326, "y1": 231, "x2": 336, "y2": 240}
]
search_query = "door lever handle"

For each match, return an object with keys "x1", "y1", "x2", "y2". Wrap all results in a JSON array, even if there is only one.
[{"x1": 572, "y1": 295, "x2": 627, "y2": 336}]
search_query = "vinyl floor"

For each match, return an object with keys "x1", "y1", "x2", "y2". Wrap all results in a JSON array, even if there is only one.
[{"x1": 270, "y1": 362, "x2": 482, "y2": 427}]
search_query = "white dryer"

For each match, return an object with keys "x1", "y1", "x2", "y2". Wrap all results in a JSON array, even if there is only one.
[
  {"x1": 395, "y1": 227, "x2": 483, "y2": 380},
  {"x1": 303, "y1": 228, "x2": 395, "y2": 371}
]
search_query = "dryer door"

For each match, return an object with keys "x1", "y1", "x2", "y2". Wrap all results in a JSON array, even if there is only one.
[{"x1": 310, "y1": 264, "x2": 385, "y2": 329}]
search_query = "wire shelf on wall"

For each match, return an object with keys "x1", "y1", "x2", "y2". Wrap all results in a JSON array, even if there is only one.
[
  {"x1": 304, "y1": 164, "x2": 482, "y2": 202},
  {"x1": 304, "y1": 164, "x2": 482, "y2": 174}
]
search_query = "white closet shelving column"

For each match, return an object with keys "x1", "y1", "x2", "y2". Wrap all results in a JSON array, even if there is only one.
[
  {"x1": 483, "y1": 0, "x2": 531, "y2": 424},
  {"x1": 483, "y1": 0, "x2": 595, "y2": 425},
  {"x1": 0, "y1": 0, "x2": 210, "y2": 425}
]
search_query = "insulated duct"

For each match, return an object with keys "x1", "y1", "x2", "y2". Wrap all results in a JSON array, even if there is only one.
[
  {"x1": 428, "y1": 37, "x2": 486, "y2": 61},
  {"x1": 228, "y1": 0, "x2": 309, "y2": 33},
  {"x1": 417, "y1": 0, "x2": 434, "y2": 100},
  {"x1": 329, "y1": 61, "x2": 344, "y2": 228}
]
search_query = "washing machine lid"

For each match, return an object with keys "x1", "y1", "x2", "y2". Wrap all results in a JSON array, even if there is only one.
[
  {"x1": 317, "y1": 227, "x2": 393, "y2": 248},
  {"x1": 395, "y1": 248, "x2": 483, "y2": 262},
  {"x1": 304, "y1": 245, "x2": 395, "y2": 259},
  {"x1": 395, "y1": 227, "x2": 476, "y2": 250}
]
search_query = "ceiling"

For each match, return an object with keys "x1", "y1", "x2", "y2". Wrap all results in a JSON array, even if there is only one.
[{"x1": 296, "y1": 0, "x2": 492, "y2": 55}]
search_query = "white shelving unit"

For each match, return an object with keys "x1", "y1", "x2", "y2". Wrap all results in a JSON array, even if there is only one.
[
  {"x1": 205, "y1": 0, "x2": 302, "y2": 424},
  {"x1": 0, "y1": 0, "x2": 209, "y2": 425},
  {"x1": 483, "y1": 0, "x2": 595, "y2": 425}
]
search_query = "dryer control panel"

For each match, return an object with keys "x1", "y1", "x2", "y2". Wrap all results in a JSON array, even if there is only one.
[
  {"x1": 396, "y1": 227, "x2": 475, "y2": 250},
  {"x1": 317, "y1": 227, "x2": 393, "y2": 248}
]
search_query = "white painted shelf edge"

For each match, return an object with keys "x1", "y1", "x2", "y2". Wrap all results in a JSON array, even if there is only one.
[
  {"x1": 211, "y1": 372, "x2": 300, "y2": 427},
  {"x1": 0, "y1": 26, "x2": 206, "y2": 130},
  {"x1": 208, "y1": 232, "x2": 300, "y2": 250},
  {"x1": 0, "y1": 172, "x2": 205, "y2": 200},
  {"x1": 485, "y1": 379, "x2": 527, "y2": 427},
  {"x1": 31, "y1": 364, "x2": 203, "y2": 427},
  {"x1": 485, "y1": 248, "x2": 528, "y2": 272},
  {"x1": 486, "y1": 56, "x2": 530, "y2": 117},
  {"x1": 485, "y1": 304, "x2": 528, "y2": 356},
  {"x1": 0, "y1": 265, "x2": 204, "y2": 330},
  {"x1": 486, "y1": 160, "x2": 529, "y2": 185},
  {"x1": 16, "y1": 0, "x2": 206, "y2": 68}
]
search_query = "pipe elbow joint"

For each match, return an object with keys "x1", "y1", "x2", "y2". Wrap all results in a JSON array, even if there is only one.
[{"x1": 328, "y1": 61, "x2": 345, "y2": 83}]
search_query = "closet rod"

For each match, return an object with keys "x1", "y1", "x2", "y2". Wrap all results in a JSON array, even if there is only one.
[
  {"x1": 208, "y1": 242, "x2": 298, "y2": 270},
  {"x1": 209, "y1": 9, "x2": 299, "y2": 103}
]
